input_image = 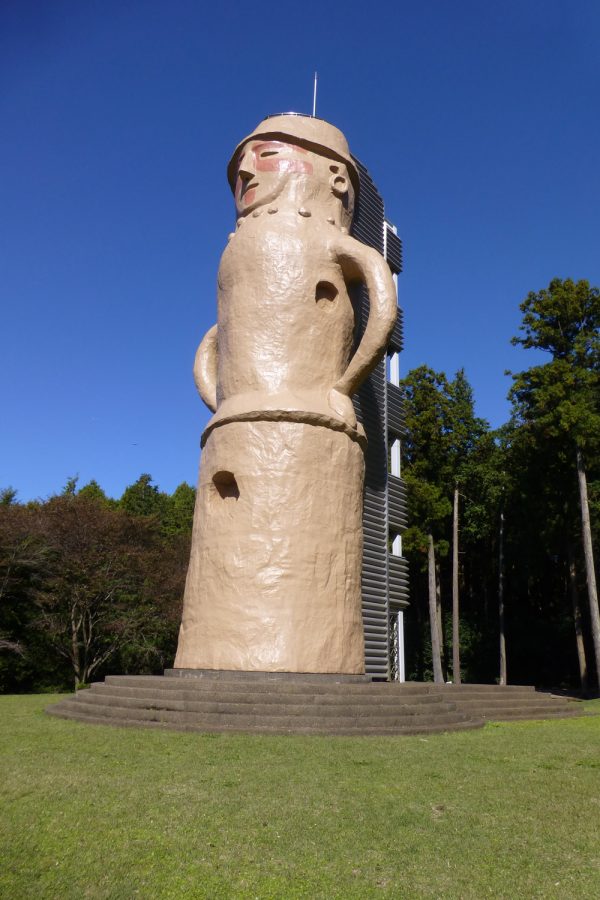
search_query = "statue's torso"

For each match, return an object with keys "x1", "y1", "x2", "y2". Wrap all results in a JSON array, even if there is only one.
[{"x1": 216, "y1": 214, "x2": 355, "y2": 404}]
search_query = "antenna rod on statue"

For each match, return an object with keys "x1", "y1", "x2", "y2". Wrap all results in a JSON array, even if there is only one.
[{"x1": 312, "y1": 71, "x2": 318, "y2": 117}]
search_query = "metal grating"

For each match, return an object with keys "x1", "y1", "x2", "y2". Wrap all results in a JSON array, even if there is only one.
[
  {"x1": 388, "y1": 555, "x2": 410, "y2": 604},
  {"x1": 386, "y1": 383, "x2": 406, "y2": 435},
  {"x1": 388, "y1": 475, "x2": 409, "y2": 529},
  {"x1": 385, "y1": 225, "x2": 403, "y2": 274},
  {"x1": 388, "y1": 310, "x2": 404, "y2": 354},
  {"x1": 351, "y1": 159, "x2": 388, "y2": 676},
  {"x1": 350, "y1": 157, "x2": 409, "y2": 679}
]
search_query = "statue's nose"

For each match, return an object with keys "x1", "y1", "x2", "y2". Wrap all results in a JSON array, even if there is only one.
[{"x1": 237, "y1": 151, "x2": 255, "y2": 183}]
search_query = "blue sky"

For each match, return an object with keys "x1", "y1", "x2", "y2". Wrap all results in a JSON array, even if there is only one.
[{"x1": 2, "y1": 0, "x2": 599, "y2": 500}]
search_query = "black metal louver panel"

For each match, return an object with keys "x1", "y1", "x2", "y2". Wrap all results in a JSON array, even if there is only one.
[
  {"x1": 386, "y1": 383, "x2": 406, "y2": 436},
  {"x1": 356, "y1": 363, "x2": 388, "y2": 675},
  {"x1": 388, "y1": 555, "x2": 410, "y2": 605},
  {"x1": 385, "y1": 225, "x2": 403, "y2": 274},
  {"x1": 388, "y1": 476, "x2": 408, "y2": 529},
  {"x1": 388, "y1": 309, "x2": 404, "y2": 354},
  {"x1": 351, "y1": 159, "x2": 385, "y2": 252},
  {"x1": 348, "y1": 155, "x2": 411, "y2": 679},
  {"x1": 351, "y1": 158, "x2": 389, "y2": 677}
]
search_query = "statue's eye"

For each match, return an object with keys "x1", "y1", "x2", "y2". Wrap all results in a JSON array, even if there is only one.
[{"x1": 260, "y1": 150, "x2": 279, "y2": 158}]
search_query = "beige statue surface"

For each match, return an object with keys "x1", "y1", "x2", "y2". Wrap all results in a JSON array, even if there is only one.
[{"x1": 175, "y1": 114, "x2": 397, "y2": 673}]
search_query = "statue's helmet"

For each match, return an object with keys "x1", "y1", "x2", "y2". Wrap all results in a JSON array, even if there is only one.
[{"x1": 227, "y1": 113, "x2": 360, "y2": 199}]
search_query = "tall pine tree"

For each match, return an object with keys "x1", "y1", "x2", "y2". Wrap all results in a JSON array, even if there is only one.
[{"x1": 510, "y1": 278, "x2": 600, "y2": 690}]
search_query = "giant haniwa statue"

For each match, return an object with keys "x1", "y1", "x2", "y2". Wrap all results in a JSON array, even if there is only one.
[{"x1": 175, "y1": 114, "x2": 397, "y2": 674}]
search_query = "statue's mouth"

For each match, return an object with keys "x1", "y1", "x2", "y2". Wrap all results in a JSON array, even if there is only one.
[
  {"x1": 242, "y1": 180, "x2": 258, "y2": 195},
  {"x1": 240, "y1": 181, "x2": 259, "y2": 209}
]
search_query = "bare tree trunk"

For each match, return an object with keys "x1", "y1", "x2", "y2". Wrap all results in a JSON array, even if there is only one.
[
  {"x1": 452, "y1": 484, "x2": 461, "y2": 684},
  {"x1": 498, "y1": 508, "x2": 507, "y2": 686},
  {"x1": 576, "y1": 447, "x2": 600, "y2": 690},
  {"x1": 428, "y1": 534, "x2": 444, "y2": 683},
  {"x1": 435, "y1": 560, "x2": 445, "y2": 678},
  {"x1": 71, "y1": 606, "x2": 81, "y2": 691},
  {"x1": 567, "y1": 541, "x2": 589, "y2": 696}
]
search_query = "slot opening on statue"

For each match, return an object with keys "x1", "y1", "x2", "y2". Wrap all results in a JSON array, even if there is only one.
[
  {"x1": 315, "y1": 280, "x2": 338, "y2": 309},
  {"x1": 212, "y1": 471, "x2": 240, "y2": 500}
]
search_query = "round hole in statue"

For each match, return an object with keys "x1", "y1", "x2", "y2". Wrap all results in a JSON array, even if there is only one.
[
  {"x1": 315, "y1": 280, "x2": 338, "y2": 310},
  {"x1": 212, "y1": 471, "x2": 239, "y2": 500}
]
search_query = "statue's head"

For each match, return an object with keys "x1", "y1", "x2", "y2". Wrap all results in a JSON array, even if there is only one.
[{"x1": 227, "y1": 114, "x2": 359, "y2": 228}]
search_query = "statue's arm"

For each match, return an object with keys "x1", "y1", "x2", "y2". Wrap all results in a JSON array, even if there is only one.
[
  {"x1": 330, "y1": 235, "x2": 397, "y2": 417},
  {"x1": 193, "y1": 324, "x2": 218, "y2": 412}
]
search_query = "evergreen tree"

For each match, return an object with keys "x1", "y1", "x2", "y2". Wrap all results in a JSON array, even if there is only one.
[
  {"x1": 510, "y1": 278, "x2": 600, "y2": 690},
  {"x1": 119, "y1": 474, "x2": 167, "y2": 519},
  {"x1": 61, "y1": 475, "x2": 79, "y2": 497},
  {"x1": 401, "y1": 365, "x2": 493, "y2": 683},
  {"x1": 77, "y1": 480, "x2": 111, "y2": 506},
  {"x1": 0, "y1": 487, "x2": 17, "y2": 506},
  {"x1": 162, "y1": 482, "x2": 196, "y2": 535},
  {"x1": 445, "y1": 369, "x2": 488, "y2": 682},
  {"x1": 401, "y1": 366, "x2": 452, "y2": 682},
  {"x1": 461, "y1": 429, "x2": 510, "y2": 682}
]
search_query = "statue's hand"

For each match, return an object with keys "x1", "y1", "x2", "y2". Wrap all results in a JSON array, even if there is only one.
[
  {"x1": 328, "y1": 388, "x2": 357, "y2": 429},
  {"x1": 332, "y1": 234, "x2": 397, "y2": 398},
  {"x1": 194, "y1": 324, "x2": 218, "y2": 412}
]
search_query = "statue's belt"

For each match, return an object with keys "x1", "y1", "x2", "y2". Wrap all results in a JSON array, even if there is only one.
[{"x1": 202, "y1": 395, "x2": 366, "y2": 448}]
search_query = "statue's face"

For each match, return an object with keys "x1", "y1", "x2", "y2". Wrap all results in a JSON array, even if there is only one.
[{"x1": 234, "y1": 140, "x2": 314, "y2": 215}]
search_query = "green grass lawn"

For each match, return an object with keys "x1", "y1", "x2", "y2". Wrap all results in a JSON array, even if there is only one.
[{"x1": 1, "y1": 696, "x2": 600, "y2": 899}]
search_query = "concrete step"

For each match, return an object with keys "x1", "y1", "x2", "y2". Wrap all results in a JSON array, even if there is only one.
[
  {"x1": 440, "y1": 689, "x2": 571, "y2": 700},
  {"x1": 104, "y1": 675, "x2": 541, "y2": 700},
  {"x1": 89, "y1": 684, "x2": 451, "y2": 710},
  {"x1": 424, "y1": 683, "x2": 536, "y2": 694},
  {"x1": 47, "y1": 704, "x2": 484, "y2": 736},
  {"x1": 102, "y1": 675, "x2": 451, "y2": 697},
  {"x1": 446, "y1": 696, "x2": 577, "y2": 710},
  {"x1": 55, "y1": 698, "x2": 472, "y2": 730},
  {"x1": 164, "y1": 668, "x2": 370, "y2": 684},
  {"x1": 442, "y1": 694, "x2": 584, "y2": 720},
  {"x1": 164, "y1": 670, "x2": 536, "y2": 694},
  {"x1": 78, "y1": 690, "x2": 463, "y2": 719},
  {"x1": 455, "y1": 706, "x2": 580, "y2": 720},
  {"x1": 476, "y1": 708, "x2": 582, "y2": 721}
]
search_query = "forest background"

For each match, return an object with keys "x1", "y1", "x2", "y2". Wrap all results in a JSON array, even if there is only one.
[{"x1": 2, "y1": 277, "x2": 599, "y2": 695}]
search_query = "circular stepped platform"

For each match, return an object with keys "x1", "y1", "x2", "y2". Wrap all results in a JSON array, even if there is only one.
[
  {"x1": 47, "y1": 672, "x2": 482, "y2": 736},
  {"x1": 47, "y1": 673, "x2": 585, "y2": 736}
]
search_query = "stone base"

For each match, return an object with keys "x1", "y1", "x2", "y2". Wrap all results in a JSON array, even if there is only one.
[{"x1": 164, "y1": 668, "x2": 371, "y2": 683}]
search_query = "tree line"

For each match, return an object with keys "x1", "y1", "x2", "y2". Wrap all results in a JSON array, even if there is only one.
[
  {"x1": 0, "y1": 476, "x2": 195, "y2": 692},
  {"x1": 1, "y1": 278, "x2": 598, "y2": 693},
  {"x1": 401, "y1": 278, "x2": 600, "y2": 694}
]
